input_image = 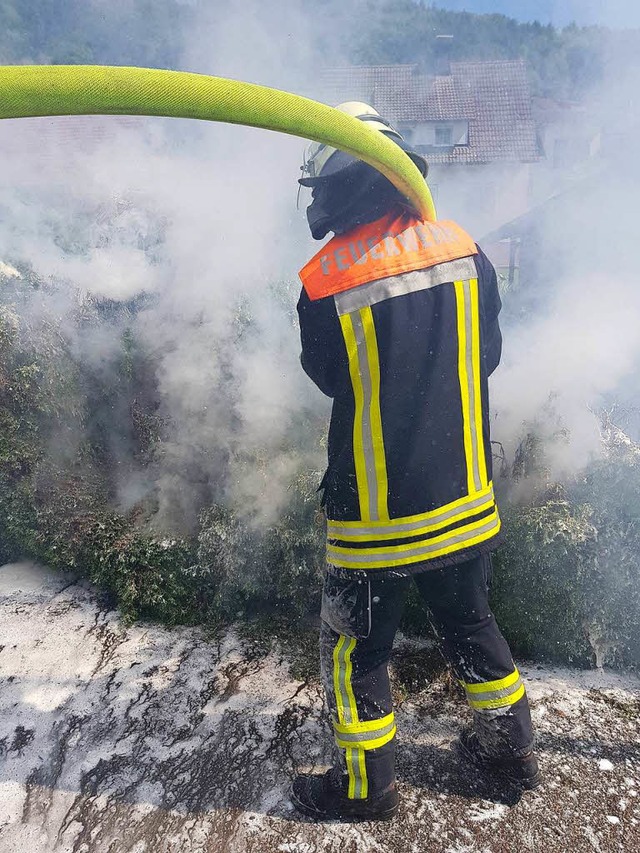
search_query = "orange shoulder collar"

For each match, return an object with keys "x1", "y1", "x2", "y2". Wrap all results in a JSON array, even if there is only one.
[{"x1": 299, "y1": 210, "x2": 477, "y2": 301}]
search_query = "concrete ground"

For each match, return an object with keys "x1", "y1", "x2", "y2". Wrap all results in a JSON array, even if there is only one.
[{"x1": 0, "y1": 562, "x2": 638, "y2": 852}]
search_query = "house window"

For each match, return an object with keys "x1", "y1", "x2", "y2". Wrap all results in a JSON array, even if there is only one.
[
  {"x1": 435, "y1": 126, "x2": 453, "y2": 146},
  {"x1": 398, "y1": 125, "x2": 415, "y2": 144}
]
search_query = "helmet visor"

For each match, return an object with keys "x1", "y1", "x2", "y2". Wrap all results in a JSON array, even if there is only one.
[{"x1": 299, "y1": 135, "x2": 428, "y2": 187}]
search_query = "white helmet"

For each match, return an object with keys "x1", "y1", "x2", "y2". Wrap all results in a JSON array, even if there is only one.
[{"x1": 300, "y1": 101, "x2": 426, "y2": 184}]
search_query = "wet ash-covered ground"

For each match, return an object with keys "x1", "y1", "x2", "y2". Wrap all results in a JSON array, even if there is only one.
[{"x1": 0, "y1": 562, "x2": 638, "y2": 852}]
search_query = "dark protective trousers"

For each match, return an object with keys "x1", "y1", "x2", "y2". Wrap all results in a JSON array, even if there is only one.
[{"x1": 319, "y1": 554, "x2": 534, "y2": 800}]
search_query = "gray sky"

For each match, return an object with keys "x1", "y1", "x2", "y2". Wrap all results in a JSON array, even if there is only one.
[{"x1": 428, "y1": 1, "x2": 640, "y2": 28}]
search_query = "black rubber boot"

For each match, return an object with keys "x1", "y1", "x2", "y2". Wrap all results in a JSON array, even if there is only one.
[
  {"x1": 291, "y1": 767, "x2": 400, "y2": 821},
  {"x1": 456, "y1": 728, "x2": 543, "y2": 791}
]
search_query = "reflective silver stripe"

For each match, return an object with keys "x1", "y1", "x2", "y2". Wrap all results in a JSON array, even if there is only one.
[
  {"x1": 461, "y1": 280, "x2": 483, "y2": 493},
  {"x1": 327, "y1": 512, "x2": 500, "y2": 567},
  {"x1": 335, "y1": 719, "x2": 396, "y2": 744},
  {"x1": 328, "y1": 487, "x2": 494, "y2": 541},
  {"x1": 337, "y1": 730, "x2": 396, "y2": 751},
  {"x1": 465, "y1": 678, "x2": 524, "y2": 704},
  {"x1": 334, "y1": 257, "x2": 478, "y2": 315},
  {"x1": 349, "y1": 310, "x2": 382, "y2": 521}
]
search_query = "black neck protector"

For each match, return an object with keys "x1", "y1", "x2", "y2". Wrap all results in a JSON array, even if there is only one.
[{"x1": 305, "y1": 161, "x2": 407, "y2": 241}]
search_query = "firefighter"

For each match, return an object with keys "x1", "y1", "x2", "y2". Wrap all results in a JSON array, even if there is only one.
[{"x1": 290, "y1": 103, "x2": 541, "y2": 821}]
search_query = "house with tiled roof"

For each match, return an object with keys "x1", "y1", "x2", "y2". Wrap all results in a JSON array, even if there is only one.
[
  {"x1": 314, "y1": 59, "x2": 543, "y2": 236},
  {"x1": 319, "y1": 59, "x2": 540, "y2": 166}
]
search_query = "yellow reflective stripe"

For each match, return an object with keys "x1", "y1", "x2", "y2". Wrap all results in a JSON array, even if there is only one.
[
  {"x1": 343, "y1": 636, "x2": 358, "y2": 724},
  {"x1": 329, "y1": 508, "x2": 498, "y2": 557},
  {"x1": 327, "y1": 507, "x2": 498, "y2": 562},
  {"x1": 333, "y1": 636, "x2": 368, "y2": 799},
  {"x1": 333, "y1": 635, "x2": 357, "y2": 725},
  {"x1": 469, "y1": 278, "x2": 488, "y2": 488},
  {"x1": 340, "y1": 313, "x2": 370, "y2": 520},
  {"x1": 468, "y1": 683, "x2": 526, "y2": 711},
  {"x1": 327, "y1": 513, "x2": 501, "y2": 570},
  {"x1": 462, "y1": 668, "x2": 526, "y2": 711},
  {"x1": 463, "y1": 668, "x2": 520, "y2": 694},
  {"x1": 346, "y1": 747, "x2": 357, "y2": 798},
  {"x1": 329, "y1": 494, "x2": 494, "y2": 543},
  {"x1": 332, "y1": 635, "x2": 347, "y2": 725},
  {"x1": 333, "y1": 714, "x2": 396, "y2": 749},
  {"x1": 455, "y1": 279, "x2": 475, "y2": 495},
  {"x1": 336, "y1": 725, "x2": 397, "y2": 751},
  {"x1": 331, "y1": 634, "x2": 369, "y2": 800},
  {"x1": 328, "y1": 483, "x2": 494, "y2": 532},
  {"x1": 333, "y1": 711, "x2": 395, "y2": 735},
  {"x1": 332, "y1": 484, "x2": 494, "y2": 530},
  {"x1": 358, "y1": 749, "x2": 368, "y2": 799},
  {"x1": 360, "y1": 306, "x2": 389, "y2": 521}
]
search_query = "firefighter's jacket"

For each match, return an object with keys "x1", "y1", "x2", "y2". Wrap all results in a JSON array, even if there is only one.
[{"x1": 297, "y1": 206, "x2": 503, "y2": 574}]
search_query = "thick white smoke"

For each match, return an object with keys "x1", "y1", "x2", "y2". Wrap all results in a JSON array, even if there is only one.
[
  {"x1": 487, "y1": 57, "x2": 640, "y2": 483},
  {"x1": 493, "y1": 265, "x2": 640, "y2": 477},
  {"x1": 1, "y1": 0, "x2": 639, "y2": 526},
  {"x1": 0, "y1": 1, "x2": 339, "y2": 531}
]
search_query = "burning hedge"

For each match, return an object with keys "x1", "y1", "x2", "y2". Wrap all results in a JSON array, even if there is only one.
[{"x1": 0, "y1": 264, "x2": 638, "y2": 669}]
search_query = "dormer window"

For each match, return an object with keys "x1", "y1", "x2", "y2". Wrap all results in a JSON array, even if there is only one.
[
  {"x1": 435, "y1": 125, "x2": 454, "y2": 146},
  {"x1": 406, "y1": 120, "x2": 469, "y2": 152}
]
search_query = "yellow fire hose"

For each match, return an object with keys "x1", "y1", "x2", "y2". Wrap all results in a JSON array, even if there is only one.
[{"x1": 0, "y1": 65, "x2": 437, "y2": 221}]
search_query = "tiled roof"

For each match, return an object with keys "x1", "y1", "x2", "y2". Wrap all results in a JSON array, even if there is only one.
[
  {"x1": 319, "y1": 64, "x2": 417, "y2": 105},
  {"x1": 315, "y1": 60, "x2": 541, "y2": 164},
  {"x1": 374, "y1": 74, "x2": 475, "y2": 123}
]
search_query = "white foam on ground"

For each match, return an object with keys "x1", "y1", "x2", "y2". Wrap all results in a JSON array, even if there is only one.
[{"x1": 0, "y1": 562, "x2": 638, "y2": 852}]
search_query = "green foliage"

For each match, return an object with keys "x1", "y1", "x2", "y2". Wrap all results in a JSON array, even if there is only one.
[
  {"x1": 492, "y1": 499, "x2": 596, "y2": 666},
  {"x1": 568, "y1": 443, "x2": 640, "y2": 668},
  {"x1": 0, "y1": 296, "x2": 82, "y2": 562},
  {"x1": 0, "y1": 0, "x2": 191, "y2": 68},
  {"x1": 0, "y1": 273, "x2": 196, "y2": 625},
  {"x1": 79, "y1": 518, "x2": 198, "y2": 625},
  {"x1": 3, "y1": 269, "x2": 640, "y2": 670},
  {"x1": 0, "y1": 260, "x2": 329, "y2": 635},
  {"x1": 196, "y1": 470, "x2": 325, "y2": 623},
  {"x1": 344, "y1": 0, "x2": 609, "y2": 98},
  {"x1": 0, "y1": 0, "x2": 625, "y2": 102},
  {"x1": 491, "y1": 438, "x2": 640, "y2": 670},
  {"x1": 0, "y1": 475, "x2": 39, "y2": 565}
]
